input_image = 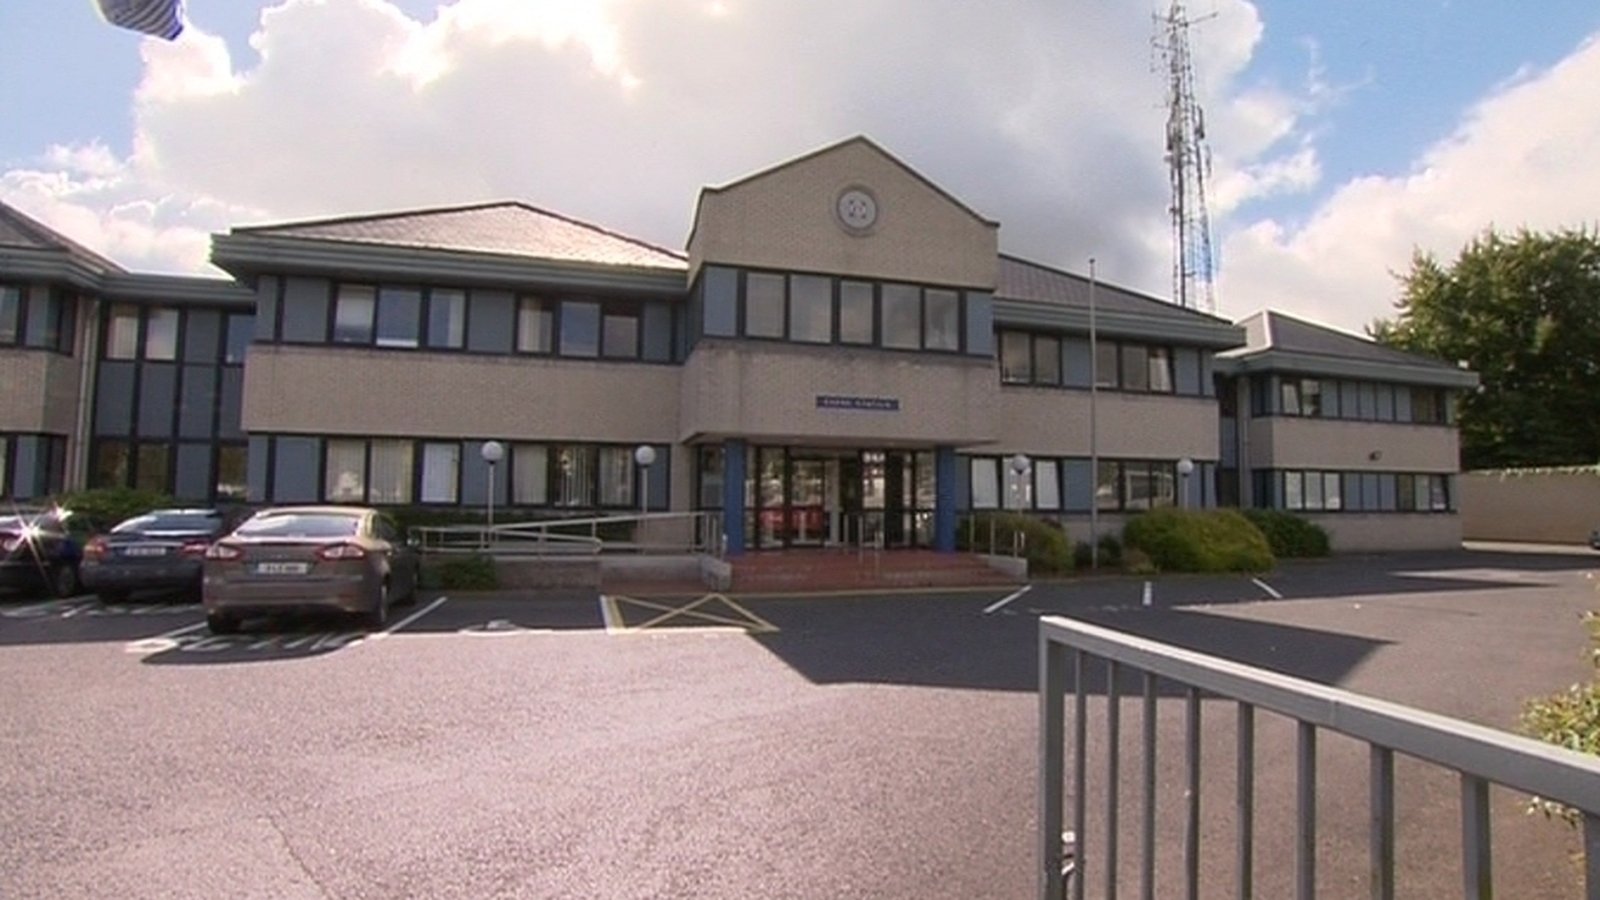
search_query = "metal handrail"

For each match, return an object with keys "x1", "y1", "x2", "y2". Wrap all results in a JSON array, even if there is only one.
[
  {"x1": 411, "y1": 510, "x2": 723, "y2": 557},
  {"x1": 1038, "y1": 615, "x2": 1600, "y2": 900}
]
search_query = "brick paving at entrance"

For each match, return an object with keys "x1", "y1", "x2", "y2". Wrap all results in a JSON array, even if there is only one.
[{"x1": 728, "y1": 549, "x2": 1018, "y2": 593}]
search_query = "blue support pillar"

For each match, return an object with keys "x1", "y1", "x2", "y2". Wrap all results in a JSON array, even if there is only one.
[
  {"x1": 934, "y1": 445, "x2": 957, "y2": 553},
  {"x1": 722, "y1": 439, "x2": 747, "y2": 556}
]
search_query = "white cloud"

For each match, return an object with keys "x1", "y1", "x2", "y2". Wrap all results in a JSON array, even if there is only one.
[
  {"x1": 5, "y1": 0, "x2": 1319, "y2": 298},
  {"x1": 1221, "y1": 33, "x2": 1600, "y2": 332}
]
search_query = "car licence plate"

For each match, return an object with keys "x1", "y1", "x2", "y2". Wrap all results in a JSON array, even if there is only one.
[
  {"x1": 123, "y1": 546, "x2": 168, "y2": 557},
  {"x1": 254, "y1": 561, "x2": 309, "y2": 576}
]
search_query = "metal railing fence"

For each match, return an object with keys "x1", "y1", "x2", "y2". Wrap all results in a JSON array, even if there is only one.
[
  {"x1": 411, "y1": 511, "x2": 723, "y2": 557},
  {"x1": 1038, "y1": 615, "x2": 1600, "y2": 900}
]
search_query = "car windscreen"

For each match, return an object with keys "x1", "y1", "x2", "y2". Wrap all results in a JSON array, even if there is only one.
[
  {"x1": 234, "y1": 514, "x2": 361, "y2": 539},
  {"x1": 113, "y1": 512, "x2": 223, "y2": 534}
]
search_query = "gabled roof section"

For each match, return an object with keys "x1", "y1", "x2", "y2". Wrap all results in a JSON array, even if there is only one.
[
  {"x1": 0, "y1": 200, "x2": 124, "y2": 275},
  {"x1": 693, "y1": 135, "x2": 998, "y2": 231},
  {"x1": 234, "y1": 201, "x2": 687, "y2": 271},
  {"x1": 1221, "y1": 310, "x2": 1478, "y2": 388},
  {"x1": 992, "y1": 255, "x2": 1245, "y2": 348}
]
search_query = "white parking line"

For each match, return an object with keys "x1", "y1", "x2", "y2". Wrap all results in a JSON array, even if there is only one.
[
  {"x1": 123, "y1": 621, "x2": 208, "y2": 654},
  {"x1": 983, "y1": 584, "x2": 1033, "y2": 615},
  {"x1": 364, "y1": 595, "x2": 449, "y2": 643},
  {"x1": 1142, "y1": 581, "x2": 1153, "y2": 607},
  {"x1": 1252, "y1": 577, "x2": 1284, "y2": 600}
]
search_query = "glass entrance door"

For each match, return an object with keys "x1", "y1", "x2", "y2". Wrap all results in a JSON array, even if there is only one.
[
  {"x1": 788, "y1": 457, "x2": 828, "y2": 546},
  {"x1": 745, "y1": 446, "x2": 935, "y2": 549}
]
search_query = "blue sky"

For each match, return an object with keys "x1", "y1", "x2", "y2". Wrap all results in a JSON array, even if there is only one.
[{"x1": 3, "y1": 1, "x2": 1600, "y2": 332}]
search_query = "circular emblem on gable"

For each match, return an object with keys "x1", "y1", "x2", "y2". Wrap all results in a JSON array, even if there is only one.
[{"x1": 835, "y1": 186, "x2": 879, "y2": 234}]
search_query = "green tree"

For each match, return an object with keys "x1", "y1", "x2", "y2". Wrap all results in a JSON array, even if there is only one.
[{"x1": 1371, "y1": 227, "x2": 1600, "y2": 469}]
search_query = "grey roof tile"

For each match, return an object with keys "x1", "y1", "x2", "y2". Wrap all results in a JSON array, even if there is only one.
[
  {"x1": 0, "y1": 201, "x2": 124, "y2": 272},
  {"x1": 1228, "y1": 310, "x2": 1463, "y2": 371},
  {"x1": 237, "y1": 201, "x2": 687, "y2": 271},
  {"x1": 995, "y1": 255, "x2": 1232, "y2": 324}
]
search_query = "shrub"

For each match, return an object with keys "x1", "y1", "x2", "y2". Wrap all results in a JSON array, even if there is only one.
[
  {"x1": 959, "y1": 512, "x2": 1073, "y2": 575},
  {"x1": 426, "y1": 554, "x2": 499, "y2": 591},
  {"x1": 1242, "y1": 509, "x2": 1331, "y2": 558},
  {"x1": 1522, "y1": 612, "x2": 1600, "y2": 825},
  {"x1": 56, "y1": 487, "x2": 176, "y2": 535},
  {"x1": 1122, "y1": 508, "x2": 1274, "y2": 573},
  {"x1": 1071, "y1": 535, "x2": 1124, "y2": 571}
]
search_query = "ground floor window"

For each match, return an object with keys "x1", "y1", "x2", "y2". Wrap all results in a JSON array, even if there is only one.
[
  {"x1": 0, "y1": 433, "x2": 66, "y2": 499},
  {"x1": 1253, "y1": 469, "x2": 1452, "y2": 513}
]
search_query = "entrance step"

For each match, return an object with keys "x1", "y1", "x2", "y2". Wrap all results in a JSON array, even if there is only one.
[{"x1": 728, "y1": 550, "x2": 1019, "y2": 593}]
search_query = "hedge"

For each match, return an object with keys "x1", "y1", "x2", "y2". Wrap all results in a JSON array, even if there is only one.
[
  {"x1": 1122, "y1": 508, "x2": 1274, "y2": 573},
  {"x1": 1241, "y1": 509, "x2": 1331, "y2": 558}
]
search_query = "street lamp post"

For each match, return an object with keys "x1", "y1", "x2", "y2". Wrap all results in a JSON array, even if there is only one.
[
  {"x1": 1009, "y1": 454, "x2": 1030, "y2": 511},
  {"x1": 480, "y1": 440, "x2": 504, "y2": 529},
  {"x1": 634, "y1": 445, "x2": 657, "y2": 517},
  {"x1": 1178, "y1": 457, "x2": 1195, "y2": 509}
]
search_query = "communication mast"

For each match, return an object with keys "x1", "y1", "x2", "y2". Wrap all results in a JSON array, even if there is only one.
[{"x1": 1155, "y1": 0, "x2": 1217, "y2": 314}]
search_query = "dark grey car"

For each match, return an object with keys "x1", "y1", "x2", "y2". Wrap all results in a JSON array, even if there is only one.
[
  {"x1": 80, "y1": 509, "x2": 232, "y2": 602},
  {"x1": 202, "y1": 506, "x2": 421, "y2": 634}
]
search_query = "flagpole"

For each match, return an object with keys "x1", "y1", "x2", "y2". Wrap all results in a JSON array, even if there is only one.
[{"x1": 1088, "y1": 258, "x2": 1100, "y2": 570}]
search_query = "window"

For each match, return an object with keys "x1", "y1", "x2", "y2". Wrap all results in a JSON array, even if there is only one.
[
  {"x1": 1411, "y1": 387, "x2": 1444, "y2": 424},
  {"x1": 601, "y1": 309, "x2": 640, "y2": 359},
  {"x1": 1429, "y1": 475, "x2": 1449, "y2": 511},
  {"x1": 701, "y1": 267, "x2": 738, "y2": 337},
  {"x1": 880, "y1": 283, "x2": 920, "y2": 349},
  {"x1": 325, "y1": 439, "x2": 366, "y2": 501},
  {"x1": 216, "y1": 445, "x2": 248, "y2": 501},
  {"x1": 369, "y1": 440, "x2": 412, "y2": 504},
  {"x1": 1120, "y1": 345, "x2": 1150, "y2": 392},
  {"x1": 1147, "y1": 347, "x2": 1173, "y2": 393},
  {"x1": 696, "y1": 446, "x2": 723, "y2": 509},
  {"x1": 375, "y1": 286, "x2": 421, "y2": 348},
  {"x1": 839, "y1": 281, "x2": 874, "y2": 344},
  {"x1": 553, "y1": 445, "x2": 596, "y2": 507},
  {"x1": 1035, "y1": 335, "x2": 1062, "y2": 386},
  {"x1": 1301, "y1": 379, "x2": 1322, "y2": 417},
  {"x1": 516, "y1": 296, "x2": 553, "y2": 353},
  {"x1": 138, "y1": 308, "x2": 177, "y2": 361},
  {"x1": 333, "y1": 285, "x2": 375, "y2": 344},
  {"x1": 999, "y1": 331, "x2": 1031, "y2": 384},
  {"x1": 1322, "y1": 473, "x2": 1342, "y2": 511},
  {"x1": 428, "y1": 289, "x2": 466, "y2": 349},
  {"x1": 559, "y1": 300, "x2": 600, "y2": 357},
  {"x1": 420, "y1": 442, "x2": 460, "y2": 503},
  {"x1": 92, "y1": 440, "x2": 130, "y2": 489},
  {"x1": 513, "y1": 444, "x2": 548, "y2": 505},
  {"x1": 744, "y1": 273, "x2": 785, "y2": 338},
  {"x1": 1035, "y1": 460, "x2": 1061, "y2": 511},
  {"x1": 970, "y1": 458, "x2": 999, "y2": 510},
  {"x1": 136, "y1": 443, "x2": 169, "y2": 493},
  {"x1": 1095, "y1": 342, "x2": 1118, "y2": 388},
  {"x1": 789, "y1": 275, "x2": 832, "y2": 343},
  {"x1": 1280, "y1": 379, "x2": 1302, "y2": 416},
  {"x1": 924, "y1": 289, "x2": 960, "y2": 351},
  {"x1": 0, "y1": 286, "x2": 19, "y2": 343},
  {"x1": 224, "y1": 314, "x2": 252, "y2": 364},
  {"x1": 598, "y1": 446, "x2": 633, "y2": 507},
  {"x1": 106, "y1": 304, "x2": 140, "y2": 359}
]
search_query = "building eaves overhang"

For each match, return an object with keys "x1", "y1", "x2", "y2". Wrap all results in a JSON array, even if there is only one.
[
  {"x1": 992, "y1": 297, "x2": 1247, "y2": 349},
  {"x1": 0, "y1": 247, "x2": 112, "y2": 291},
  {"x1": 1216, "y1": 348, "x2": 1481, "y2": 389},
  {"x1": 101, "y1": 273, "x2": 255, "y2": 308},
  {"x1": 211, "y1": 233, "x2": 690, "y2": 299}
]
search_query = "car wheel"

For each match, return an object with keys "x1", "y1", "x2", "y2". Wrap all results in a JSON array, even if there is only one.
[
  {"x1": 363, "y1": 581, "x2": 390, "y2": 631},
  {"x1": 96, "y1": 590, "x2": 131, "y2": 605},
  {"x1": 206, "y1": 613, "x2": 240, "y2": 635},
  {"x1": 50, "y1": 563, "x2": 80, "y2": 599}
]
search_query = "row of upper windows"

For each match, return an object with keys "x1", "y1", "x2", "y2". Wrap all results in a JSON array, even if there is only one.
[
  {"x1": 1245, "y1": 375, "x2": 1451, "y2": 425},
  {"x1": 103, "y1": 304, "x2": 253, "y2": 364},
  {"x1": 694, "y1": 266, "x2": 991, "y2": 355},
  {"x1": 0, "y1": 284, "x2": 77, "y2": 354},
  {"x1": 997, "y1": 330, "x2": 1214, "y2": 396},
  {"x1": 1251, "y1": 469, "x2": 1453, "y2": 513},
  {"x1": 254, "y1": 277, "x2": 680, "y2": 363}
]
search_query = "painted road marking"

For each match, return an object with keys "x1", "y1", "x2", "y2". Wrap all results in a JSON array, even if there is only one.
[
  {"x1": 606, "y1": 593, "x2": 779, "y2": 635},
  {"x1": 2, "y1": 598, "x2": 190, "y2": 619},
  {"x1": 1142, "y1": 581, "x2": 1153, "y2": 607},
  {"x1": 123, "y1": 621, "x2": 208, "y2": 654},
  {"x1": 983, "y1": 584, "x2": 1032, "y2": 615},
  {"x1": 362, "y1": 596, "x2": 449, "y2": 644},
  {"x1": 1252, "y1": 577, "x2": 1283, "y2": 599}
]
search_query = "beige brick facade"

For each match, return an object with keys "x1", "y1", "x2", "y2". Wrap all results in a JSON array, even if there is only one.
[
  {"x1": 688, "y1": 139, "x2": 998, "y2": 289},
  {"x1": 243, "y1": 345, "x2": 681, "y2": 443},
  {"x1": 1249, "y1": 419, "x2": 1459, "y2": 472},
  {"x1": 1311, "y1": 513, "x2": 1463, "y2": 552},
  {"x1": 0, "y1": 350, "x2": 79, "y2": 434},
  {"x1": 998, "y1": 388, "x2": 1218, "y2": 460}
]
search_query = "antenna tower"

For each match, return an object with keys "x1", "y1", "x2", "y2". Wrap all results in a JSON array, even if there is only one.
[{"x1": 1155, "y1": 0, "x2": 1216, "y2": 313}]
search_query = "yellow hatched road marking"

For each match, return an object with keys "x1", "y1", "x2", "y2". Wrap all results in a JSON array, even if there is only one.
[{"x1": 605, "y1": 592, "x2": 779, "y2": 634}]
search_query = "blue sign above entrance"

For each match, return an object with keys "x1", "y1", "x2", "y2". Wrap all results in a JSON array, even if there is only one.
[{"x1": 816, "y1": 395, "x2": 900, "y2": 412}]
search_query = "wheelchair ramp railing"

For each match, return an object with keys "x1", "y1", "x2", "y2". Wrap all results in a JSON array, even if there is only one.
[
  {"x1": 411, "y1": 511, "x2": 723, "y2": 557},
  {"x1": 1038, "y1": 615, "x2": 1600, "y2": 900}
]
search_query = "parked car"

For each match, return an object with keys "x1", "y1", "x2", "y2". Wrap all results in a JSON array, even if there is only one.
[
  {"x1": 0, "y1": 506, "x2": 81, "y2": 598},
  {"x1": 80, "y1": 508, "x2": 232, "y2": 603},
  {"x1": 202, "y1": 506, "x2": 420, "y2": 634}
]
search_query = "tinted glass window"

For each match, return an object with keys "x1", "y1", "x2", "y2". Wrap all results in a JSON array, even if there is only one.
[
  {"x1": 601, "y1": 312, "x2": 639, "y2": 359},
  {"x1": 744, "y1": 273, "x2": 784, "y2": 338},
  {"x1": 516, "y1": 297, "x2": 553, "y2": 353},
  {"x1": 142, "y1": 309, "x2": 179, "y2": 361},
  {"x1": 375, "y1": 287, "x2": 421, "y2": 348},
  {"x1": 1035, "y1": 335, "x2": 1062, "y2": 385},
  {"x1": 92, "y1": 440, "x2": 131, "y2": 489},
  {"x1": 281, "y1": 278, "x2": 330, "y2": 343},
  {"x1": 113, "y1": 512, "x2": 223, "y2": 534},
  {"x1": 788, "y1": 275, "x2": 831, "y2": 343},
  {"x1": 106, "y1": 304, "x2": 140, "y2": 359},
  {"x1": 923, "y1": 289, "x2": 960, "y2": 351},
  {"x1": 1095, "y1": 342, "x2": 1118, "y2": 388},
  {"x1": 334, "y1": 285, "x2": 376, "y2": 344},
  {"x1": 0, "y1": 286, "x2": 19, "y2": 343},
  {"x1": 136, "y1": 443, "x2": 170, "y2": 493},
  {"x1": 1147, "y1": 347, "x2": 1173, "y2": 392},
  {"x1": 1120, "y1": 345, "x2": 1149, "y2": 391},
  {"x1": 23, "y1": 291, "x2": 61, "y2": 349},
  {"x1": 224, "y1": 314, "x2": 252, "y2": 363},
  {"x1": 428, "y1": 289, "x2": 466, "y2": 349},
  {"x1": 559, "y1": 301, "x2": 600, "y2": 357},
  {"x1": 702, "y1": 267, "x2": 738, "y2": 337},
  {"x1": 839, "y1": 281, "x2": 873, "y2": 344},
  {"x1": 217, "y1": 445, "x2": 247, "y2": 501},
  {"x1": 183, "y1": 310, "x2": 220, "y2": 362},
  {"x1": 237, "y1": 513, "x2": 361, "y2": 538},
  {"x1": 880, "y1": 284, "x2": 920, "y2": 349},
  {"x1": 999, "y1": 331, "x2": 1031, "y2": 383}
]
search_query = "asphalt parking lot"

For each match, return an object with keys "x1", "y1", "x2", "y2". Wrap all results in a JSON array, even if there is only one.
[{"x1": 2, "y1": 548, "x2": 1597, "y2": 898}]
